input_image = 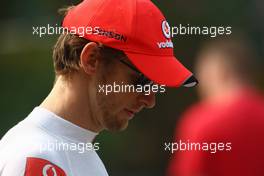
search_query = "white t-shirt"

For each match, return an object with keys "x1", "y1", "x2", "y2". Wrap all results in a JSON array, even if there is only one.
[{"x1": 0, "y1": 107, "x2": 109, "y2": 176}]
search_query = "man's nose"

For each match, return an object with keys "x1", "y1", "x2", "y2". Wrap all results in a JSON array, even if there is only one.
[{"x1": 138, "y1": 92, "x2": 156, "y2": 109}]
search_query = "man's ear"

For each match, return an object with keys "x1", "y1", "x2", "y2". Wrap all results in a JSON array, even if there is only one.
[{"x1": 80, "y1": 42, "x2": 100, "y2": 74}]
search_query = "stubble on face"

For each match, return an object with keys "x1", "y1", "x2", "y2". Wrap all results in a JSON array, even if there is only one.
[
  {"x1": 90, "y1": 62, "x2": 132, "y2": 132},
  {"x1": 95, "y1": 83, "x2": 130, "y2": 132}
]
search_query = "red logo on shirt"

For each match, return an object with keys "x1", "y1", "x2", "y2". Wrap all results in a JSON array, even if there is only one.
[{"x1": 25, "y1": 157, "x2": 66, "y2": 176}]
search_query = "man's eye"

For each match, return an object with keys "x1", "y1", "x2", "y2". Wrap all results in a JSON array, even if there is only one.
[{"x1": 131, "y1": 75, "x2": 140, "y2": 84}]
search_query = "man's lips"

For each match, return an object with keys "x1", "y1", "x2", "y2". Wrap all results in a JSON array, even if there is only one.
[{"x1": 124, "y1": 109, "x2": 139, "y2": 119}]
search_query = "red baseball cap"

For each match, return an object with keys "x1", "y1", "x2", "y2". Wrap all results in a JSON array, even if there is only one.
[{"x1": 62, "y1": 0, "x2": 198, "y2": 87}]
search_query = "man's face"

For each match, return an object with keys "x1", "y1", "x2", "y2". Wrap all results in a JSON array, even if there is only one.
[
  {"x1": 196, "y1": 51, "x2": 228, "y2": 100},
  {"x1": 91, "y1": 57, "x2": 156, "y2": 132}
]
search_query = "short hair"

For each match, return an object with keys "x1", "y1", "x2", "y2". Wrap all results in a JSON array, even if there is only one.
[
  {"x1": 196, "y1": 36, "x2": 258, "y2": 82},
  {"x1": 52, "y1": 6, "x2": 126, "y2": 77}
]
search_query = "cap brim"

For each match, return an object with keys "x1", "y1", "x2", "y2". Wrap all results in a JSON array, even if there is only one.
[{"x1": 125, "y1": 52, "x2": 198, "y2": 87}]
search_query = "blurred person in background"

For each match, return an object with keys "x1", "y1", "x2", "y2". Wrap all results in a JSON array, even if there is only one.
[{"x1": 167, "y1": 37, "x2": 264, "y2": 176}]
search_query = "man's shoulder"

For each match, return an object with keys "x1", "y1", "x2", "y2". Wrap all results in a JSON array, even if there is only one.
[
  {"x1": 0, "y1": 132, "x2": 69, "y2": 176},
  {"x1": 0, "y1": 116, "x2": 69, "y2": 175},
  {"x1": 1, "y1": 115, "x2": 58, "y2": 151},
  {"x1": 0, "y1": 154, "x2": 68, "y2": 176}
]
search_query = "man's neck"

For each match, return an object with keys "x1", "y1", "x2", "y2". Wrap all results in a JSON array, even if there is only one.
[{"x1": 39, "y1": 75, "x2": 102, "y2": 133}]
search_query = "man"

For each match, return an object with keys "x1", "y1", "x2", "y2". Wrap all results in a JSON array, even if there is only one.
[
  {"x1": 167, "y1": 37, "x2": 264, "y2": 176},
  {"x1": 0, "y1": 0, "x2": 197, "y2": 175}
]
